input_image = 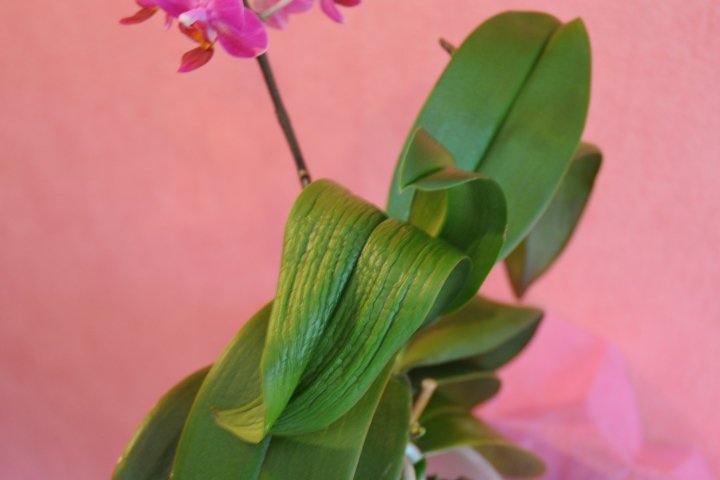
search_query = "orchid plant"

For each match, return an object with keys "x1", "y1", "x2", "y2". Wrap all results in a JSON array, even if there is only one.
[{"x1": 114, "y1": 4, "x2": 601, "y2": 479}]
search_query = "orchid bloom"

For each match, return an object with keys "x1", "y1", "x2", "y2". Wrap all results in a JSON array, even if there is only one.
[
  {"x1": 121, "y1": 0, "x2": 268, "y2": 72},
  {"x1": 252, "y1": 0, "x2": 360, "y2": 29}
]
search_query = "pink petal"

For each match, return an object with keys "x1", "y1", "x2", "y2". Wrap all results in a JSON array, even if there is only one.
[
  {"x1": 156, "y1": 0, "x2": 194, "y2": 18},
  {"x1": 263, "y1": 11, "x2": 289, "y2": 30},
  {"x1": 208, "y1": 0, "x2": 246, "y2": 25},
  {"x1": 212, "y1": 7, "x2": 268, "y2": 58},
  {"x1": 178, "y1": 7, "x2": 209, "y2": 27},
  {"x1": 178, "y1": 46, "x2": 214, "y2": 72},
  {"x1": 137, "y1": 0, "x2": 158, "y2": 8},
  {"x1": 251, "y1": 0, "x2": 273, "y2": 8},
  {"x1": 320, "y1": 0, "x2": 360, "y2": 23},
  {"x1": 251, "y1": 0, "x2": 312, "y2": 14},
  {"x1": 263, "y1": 12, "x2": 289, "y2": 29},
  {"x1": 319, "y1": 0, "x2": 343, "y2": 23},
  {"x1": 119, "y1": 7, "x2": 157, "y2": 25}
]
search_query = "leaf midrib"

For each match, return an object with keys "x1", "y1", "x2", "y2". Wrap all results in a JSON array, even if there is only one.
[{"x1": 472, "y1": 24, "x2": 560, "y2": 174}]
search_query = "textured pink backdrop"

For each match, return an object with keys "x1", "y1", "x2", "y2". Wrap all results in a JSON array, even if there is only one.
[{"x1": 1, "y1": 0, "x2": 719, "y2": 478}]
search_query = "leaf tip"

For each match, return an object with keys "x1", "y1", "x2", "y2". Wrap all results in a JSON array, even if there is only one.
[{"x1": 212, "y1": 403, "x2": 267, "y2": 444}]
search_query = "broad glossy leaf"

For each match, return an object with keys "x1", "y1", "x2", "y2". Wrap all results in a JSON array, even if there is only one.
[
  {"x1": 434, "y1": 377, "x2": 500, "y2": 410},
  {"x1": 113, "y1": 366, "x2": 209, "y2": 480},
  {"x1": 171, "y1": 305, "x2": 272, "y2": 479},
  {"x1": 399, "y1": 128, "x2": 456, "y2": 188},
  {"x1": 399, "y1": 296, "x2": 542, "y2": 370},
  {"x1": 170, "y1": 304, "x2": 410, "y2": 480},
  {"x1": 387, "y1": 11, "x2": 591, "y2": 259},
  {"x1": 354, "y1": 376, "x2": 412, "y2": 480},
  {"x1": 216, "y1": 180, "x2": 469, "y2": 441},
  {"x1": 259, "y1": 367, "x2": 394, "y2": 480},
  {"x1": 409, "y1": 362, "x2": 501, "y2": 408},
  {"x1": 469, "y1": 317, "x2": 540, "y2": 371},
  {"x1": 402, "y1": 129, "x2": 507, "y2": 312},
  {"x1": 418, "y1": 400, "x2": 545, "y2": 478},
  {"x1": 506, "y1": 142, "x2": 602, "y2": 297}
]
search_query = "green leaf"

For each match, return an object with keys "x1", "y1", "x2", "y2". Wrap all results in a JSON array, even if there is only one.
[
  {"x1": 258, "y1": 367, "x2": 394, "y2": 480},
  {"x1": 170, "y1": 304, "x2": 411, "y2": 480},
  {"x1": 402, "y1": 129, "x2": 507, "y2": 312},
  {"x1": 409, "y1": 362, "x2": 501, "y2": 408},
  {"x1": 505, "y1": 142, "x2": 602, "y2": 297},
  {"x1": 261, "y1": 180, "x2": 387, "y2": 436},
  {"x1": 387, "y1": 11, "x2": 592, "y2": 259},
  {"x1": 171, "y1": 305, "x2": 273, "y2": 479},
  {"x1": 469, "y1": 318, "x2": 540, "y2": 371},
  {"x1": 400, "y1": 128, "x2": 456, "y2": 190},
  {"x1": 216, "y1": 180, "x2": 469, "y2": 441},
  {"x1": 413, "y1": 457, "x2": 428, "y2": 480},
  {"x1": 113, "y1": 366, "x2": 209, "y2": 480},
  {"x1": 399, "y1": 296, "x2": 542, "y2": 370},
  {"x1": 418, "y1": 399, "x2": 545, "y2": 478},
  {"x1": 354, "y1": 376, "x2": 412, "y2": 480}
]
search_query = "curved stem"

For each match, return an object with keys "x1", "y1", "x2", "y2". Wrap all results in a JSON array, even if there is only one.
[
  {"x1": 244, "y1": 0, "x2": 310, "y2": 187},
  {"x1": 255, "y1": 51, "x2": 311, "y2": 188}
]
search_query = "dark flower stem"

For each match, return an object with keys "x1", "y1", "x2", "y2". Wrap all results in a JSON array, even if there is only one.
[
  {"x1": 438, "y1": 38, "x2": 457, "y2": 55},
  {"x1": 255, "y1": 52, "x2": 311, "y2": 188},
  {"x1": 243, "y1": 0, "x2": 309, "y2": 187}
]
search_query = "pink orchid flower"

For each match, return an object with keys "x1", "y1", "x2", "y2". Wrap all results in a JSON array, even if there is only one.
[
  {"x1": 252, "y1": 0, "x2": 360, "y2": 29},
  {"x1": 121, "y1": 0, "x2": 269, "y2": 72}
]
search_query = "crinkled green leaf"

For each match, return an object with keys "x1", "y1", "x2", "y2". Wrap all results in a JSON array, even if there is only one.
[
  {"x1": 418, "y1": 398, "x2": 545, "y2": 478},
  {"x1": 401, "y1": 129, "x2": 507, "y2": 313},
  {"x1": 268, "y1": 220, "x2": 467, "y2": 436},
  {"x1": 399, "y1": 296, "x2": 542, "y2": 370},
  {"x1": 113, "y1": 366, "x2": 209, "y2": 480},
  {"x1": 387, "y1": 11, "x2": 592, "y2": 260},
  {"x1": 262, "y1": 180, "x2": 386, "y2": 435},
  {"x1": 506, "y1": 142, "x2": 602, "y2": 297},
  {"x1": 216, "y1": 180, "x2": 469, "y2": 442},
  {"x1": 353, "y1": 376, "x2": 412, "y2": 480}
]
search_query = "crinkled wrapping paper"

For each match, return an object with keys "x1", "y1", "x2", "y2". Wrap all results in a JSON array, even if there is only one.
[{"x1": 429, "y1": 314, "x2": 715, "y2": 479}]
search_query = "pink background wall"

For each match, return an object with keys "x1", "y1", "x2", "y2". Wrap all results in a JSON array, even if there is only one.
[{"x1": 1, "y1": 0, "x2": 718, "y2": 477}]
